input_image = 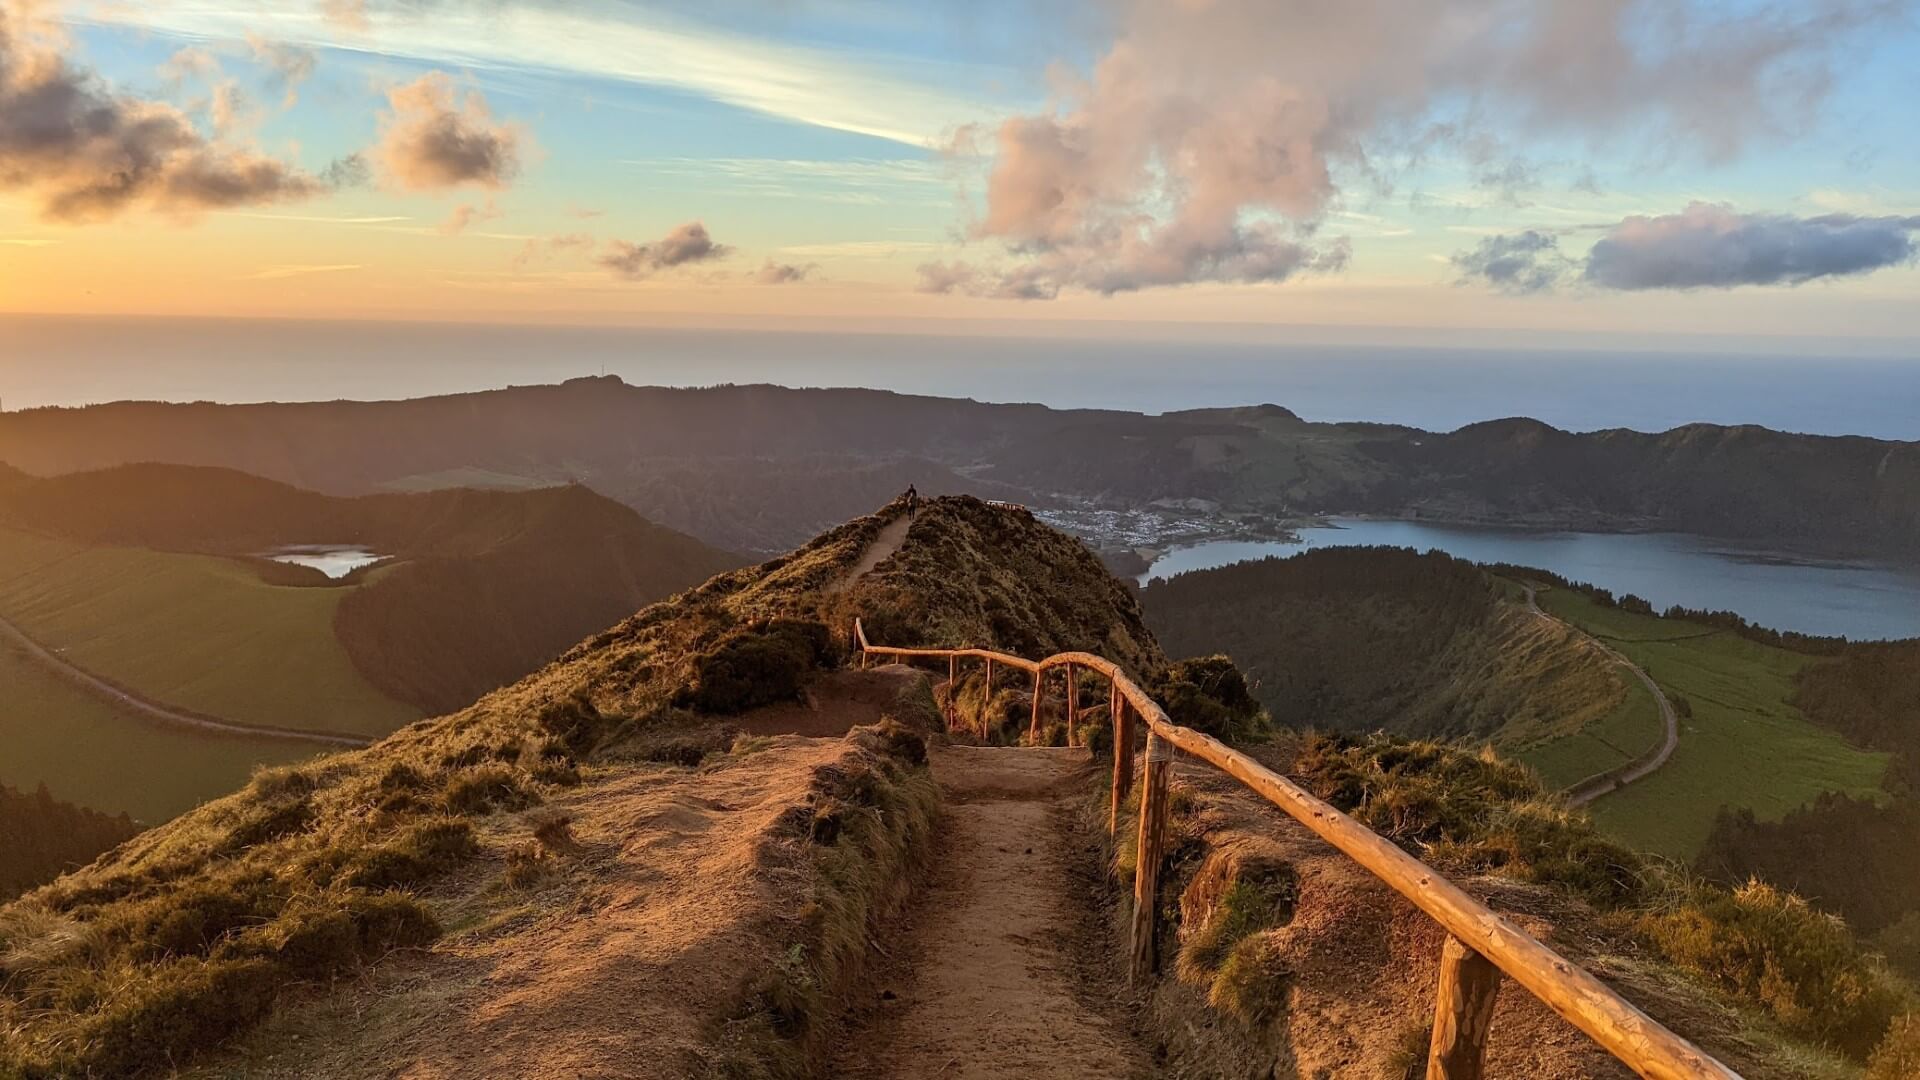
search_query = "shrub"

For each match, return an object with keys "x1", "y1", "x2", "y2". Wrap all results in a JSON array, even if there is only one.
[
  {"x1": 442, "y1": 764, "x2": 538, "y2": 816},
  {"x1": 222, "y1": 796, "x2": 316, "y2": 850},
  {"x1": 1869, "y1": 1013, "x2": 1920, "y2": 1080},
  {"x1": 344, "y1": 817, "x2": 478, "y2": 890},
  {"x1": 678, "y1": 618, "x2": 833, "y2": 714},
  {"x1": 235, "y1": 892, "x2": 438, "y2": 980},
  {"x1": 70, "y1": 956, "x2": 280, "y2": 1076},
  {"x1": 1155, "y1": 655, "x2": 1267, "y2": 743},
  {"x1": 504, "y1": 843, "x2": 555, "y2": 889},
  {"x1": 1639, "y1": 880, "x2": 1910, "y2": 1057},
  {"x1": 1877, "y1": 910, "x2": 1920, "y2": 980},
  {"x1": 111, "y1": 872, "x2": 282, "y2": 961},
  {"x1": 1178, "y1": 848, "x2": 1297, "y2": 980},
  {"x1": 1208, "y1": 934, "x2": 1292, "y2": 1024},
  {"x1": 529, "y1": 808, "x2": 576, "y2": 851},
  {"x1": 537, "y1": 692, "x2": 611, "y2": 758},
  {"x1": 1287, "y1": 734, "x2": 1643, "y2": 905}
]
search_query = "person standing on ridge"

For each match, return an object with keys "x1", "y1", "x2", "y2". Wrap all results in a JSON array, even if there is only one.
[{"x1": 905, "y1": 484, "x2": 918, "y2": 522}]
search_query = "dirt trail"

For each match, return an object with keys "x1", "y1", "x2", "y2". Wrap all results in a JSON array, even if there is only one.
[
  {"x1": 830, "y1": 513, "x2": 911, "y2": 594},
  {"x1": 834, "y1": 745, "x2": 1152, "y2": 1080},
  {"x1": 1522, "y1": 585, "x2": 1680, "y2": 806},
  {"x1": 0, "y1": 609, "x2": 370, "y2": 747}
]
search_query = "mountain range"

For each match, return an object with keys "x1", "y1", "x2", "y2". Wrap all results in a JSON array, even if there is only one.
[{"x1": 3, "y1": 378, "x2": 1916, "y2": 560}]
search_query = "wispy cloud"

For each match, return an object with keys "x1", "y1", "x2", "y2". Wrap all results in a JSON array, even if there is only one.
[
  {"x1": 246, "y1": 263, "x2": 363, "y2": 280},
  {"x1": 0, "y1": 236, "x2": 57, "y2": 247},
  {"x1": 79, "y1": 2, "x2": 996, "y2": 147},
  {"x1": 623, "y1": 156, "x2": 950, "y2": 205}
]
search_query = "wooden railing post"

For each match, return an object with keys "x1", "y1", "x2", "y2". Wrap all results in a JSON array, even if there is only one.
[
  {"x1": 1065, "y1": 664, "x2": 1078, "y2": 746},
  {"x1": 1128, "y1": 732, "x2": 1174, "y2": 985},
  {"x1": 1029, "y1": 667, "x2": 1044, "y2": 744},
  {"x1": 1109, "y1": 688, "x2": 1133, "y2": 836},
  {"x1": 981, "y1": 657, "x2": 995, "y2": 738},
  {"x1": 946, "y1": 654, "x2": 957, "y2": 730},
  {"x1": 1427, "y1": 934, "x2": 1501, "y2": 1080}
]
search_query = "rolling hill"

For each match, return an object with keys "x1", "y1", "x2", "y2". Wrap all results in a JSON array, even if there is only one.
[
  {"x1": 0, "y1": 465, "x2": 740, "y2": 821},
  {"x1": 1139, "y1": 546, "x2": 1890, "y2": 858},
  {"x1": 2, "y1": 379, "x2": 1916, "y2": 560},
  {"x1": 0, "y1": 497, "x2": 1906, "y2": 1079}
]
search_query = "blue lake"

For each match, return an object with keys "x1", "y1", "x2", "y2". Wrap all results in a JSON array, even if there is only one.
[{"x1": 1142, "y1": 519, "x2": 1920, "y2": 641}]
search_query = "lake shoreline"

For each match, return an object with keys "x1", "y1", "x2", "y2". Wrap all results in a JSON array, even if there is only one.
[{"x1": 1138, "y1": 517, "x2": 1920, "y2": 642}]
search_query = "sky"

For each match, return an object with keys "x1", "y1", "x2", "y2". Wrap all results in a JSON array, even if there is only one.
[{"x1": 2, "y1": 0, "x2": 1919, "y2": 348}]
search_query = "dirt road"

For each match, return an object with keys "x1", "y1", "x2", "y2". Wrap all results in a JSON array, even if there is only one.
[
  {"x1": 1521, "y1": 586, "x2": 1679, "y2": 806},
  {"x1": 832, "y1": 745, "x2": 1151, "y2": 1079},
  {"x1": 0, "y1": 610, "x2": 370, "y2": 748}
]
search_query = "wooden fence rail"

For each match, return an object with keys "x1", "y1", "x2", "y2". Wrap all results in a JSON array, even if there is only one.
[{"x1": 853, "y1": 619, "x2": 1742, "y2": 1080}]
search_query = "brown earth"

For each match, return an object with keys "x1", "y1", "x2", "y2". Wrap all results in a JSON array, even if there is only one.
[
  {"x1": 832, "y1": 745, "x2": 1154, "y2": 1079},
  {"x1": 191, "y1": 736, "x2": 865, "y2": 1080}
]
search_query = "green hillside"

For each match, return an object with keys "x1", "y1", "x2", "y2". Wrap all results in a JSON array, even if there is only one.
[
  {"x1": 0, "y1": 465, "x2": 742, "y2": 822},
  {"x1": 0, "y1": 526, "x2": 417, "y2": 736},
  {"x1": 1536, "y1": 588, "x2": 1889, "y2": 858},
  {"x1": 1139, "y1": 548, "x2": 1657, "y2": 774},
  {"x1": 0, "y1": 648, "x2": 317, "y2": 823}
]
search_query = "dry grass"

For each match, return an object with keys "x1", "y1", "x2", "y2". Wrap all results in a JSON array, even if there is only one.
[{"x1": 1, "y1": 495, "x2": 1125, "y2": 1075}]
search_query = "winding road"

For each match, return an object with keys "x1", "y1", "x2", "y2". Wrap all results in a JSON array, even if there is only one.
[
  {"x1": 0, "y1": 610, "x2": 371, "y2": 748},
  {"x1": 1520, "y1": 585, "x2": 1679, "y2": 807}
]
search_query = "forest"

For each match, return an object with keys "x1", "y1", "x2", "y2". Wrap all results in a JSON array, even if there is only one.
[{"x1": 0, "y1": 782, "x2": 137, "y2": 901}]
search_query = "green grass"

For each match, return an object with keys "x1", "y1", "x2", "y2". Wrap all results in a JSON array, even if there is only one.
[
  {"x1": 1538, "y1": 589, "x2": 1889, "y2": 859},
  {"x1": 0, "y1": 526, "x2": 417, "y2": 737},
  {"x1": 0, "y1": 648, "x2": 318, "y2": 824},
  {"x1": 1516, "y1": 670, "x2": 1665, "y2": 789}
]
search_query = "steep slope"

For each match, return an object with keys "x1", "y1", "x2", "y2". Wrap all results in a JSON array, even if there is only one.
[
  {"x1": 0, "y1": 496, "x2": 1158, "y2": 1077},
  {"x1": 5, "y1": 379, "x2": 1915, "y2": 558},
  {"x1": 0, "y1": 465, "x2": 742, "y2": 717},
  {"x1": 1139, "y1": 547, "x2": 1650, "y2": 776}
]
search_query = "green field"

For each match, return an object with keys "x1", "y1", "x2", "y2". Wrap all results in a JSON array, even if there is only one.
[
  {"x1": 1537, "y1": 589, "x2": 1889, "y2": 859},
  {"x1": 1515, "y1": 670, "x2": 1665, "y2": 790},
  {"x1": 0, "y1": 647, "x2": 320, "y2": 824},
  {"x1": 0, "y1": 526, "x2": 417, "y2": 738}
]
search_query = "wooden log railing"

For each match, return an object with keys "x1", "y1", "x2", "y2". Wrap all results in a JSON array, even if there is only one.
[{"x1": 853, "y1": 619, "x2": 1742, "y2": 1080}]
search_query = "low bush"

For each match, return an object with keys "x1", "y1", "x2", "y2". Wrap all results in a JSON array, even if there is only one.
[
  {"x1": 678, "y1": 618, "x2": 834, "y2": 714},
  {"x1": 70, "y1": 956, "x2": 280, "y2": 1077},
  {"x1": 441, "y1": 764, "x2": 538, "y2": 816},
  {"x1": 1292, "y1": 734, "x2": 1640, "y2": 904},
  {"x1": 1177, "y1": 847, "x2": 1297, "y2": 980},
  {"x1": 1155, "y1": 655, "x2": 1268, "y2": 743},
  {"x1": 1207, "y1": 934, "x2": 1292, "y2": 1024},
  {"x1": 1869, "y1": 1013, "x2": 1920, "y2": 1080},
  {"x1": 344, "y1": 817, "x2": 478, "y2": 891},
  {"x1": 1639, "y1": 880, "x2": 1911, "y2": 1058}
]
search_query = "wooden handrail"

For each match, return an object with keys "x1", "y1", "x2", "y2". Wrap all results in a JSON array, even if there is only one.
[{"x1": 853, "y1": 619, "x2": 1742, "y2": 1080}]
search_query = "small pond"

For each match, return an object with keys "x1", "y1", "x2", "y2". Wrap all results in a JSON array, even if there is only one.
[{"x1": 261, "y1": 545, "x2": 386, "y2": 579}]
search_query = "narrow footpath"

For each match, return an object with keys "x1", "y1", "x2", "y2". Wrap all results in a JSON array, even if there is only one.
[
  {"x1": 832, "y1": 745, "x2": 1152, "y2": 1080},
  {"x1": 1521, "y1": 585, "x2": 1680, "y2": 806}
]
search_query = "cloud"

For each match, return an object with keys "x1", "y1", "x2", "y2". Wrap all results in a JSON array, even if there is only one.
[
  {"x1": 246, "y1": 34, "x2": 316, "y2": 108},
  {"x1": 1584, "y1": 203, "x2": 1920, "y2": 289},
  {"x1": 955, "y1": 0, "x2": 1902, "y2": 297},
  {"x1": 319, "y1": 0, "x2": 370, "y2": 33},
  {"x1": 0, "y1": 0, "x2": 334, "y2": 222},
  {"x1": 750, "y1": 260, "x2": 816, "y2": 285},
  {"x1": 87, "y1": 2, "x2": 992, "y2": 147},
  {"x1": 1452, "y1": 203, "x2": 1920, "y2": 292},
  {"x1": 512, "y1": 231, "x2": 593, "y2": 269},
  {"x1": 598, "y1": 222, "x2": 730, "y2": 280},
  {"x1": 440, "y1": 198, "x2": 501, "y2": 235},
  {"x1": 246, "y1": 262, "x2": 361, "y2": 279},
  {"x1": 374, "y1": 73, "x2": 522, "y2": 191},
  {"x1": 1449, "y1": 230, "x2": 1575, "y2": 294}
]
